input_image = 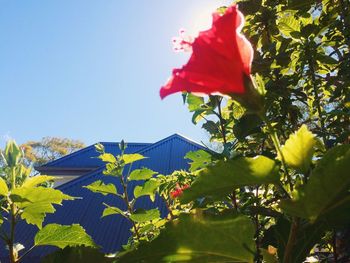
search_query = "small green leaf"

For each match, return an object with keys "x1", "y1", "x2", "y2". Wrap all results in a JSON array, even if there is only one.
[
  {"x1": 34, "y1": 224, "x2": 97, "y2": 249},
  {"x1": 22, "y1": 175, "x2": 56, "y2": 188},
  {"x1": 118, "y1": 213, "x2": 255, "y2": 262},
  {"x1": 133, "y1": 178, "x2": 160, "y2": 201},
  {"x1": 280, "y1": 145, "x2": 350, "y2": 222},
  {"x1": 0, "y1": 177, "x2": 9, "y2": 196},
  {"x1": 84, "y1": 180, "x2": 117, "y2": 196},
  {"x1": 94, "y1": 143, "x2": 105, "y2": 153},
  {"x1": 202, "y1": 121, "x2": 220, "y2": 135},
  {"x1": 185, "y1": 150, "x2": 211, "y2": 172},
  {"x1": 121, "y1": 154, "x2": 146, "y2": 164},
  {"x1": 279, "y1": 125, "x2": 316, "y2": 174},
  {"x1": 98, "y1": 153, "x2": 116, "y2": 163},
  {"x1": 129, "y1": 168, "x2": 157, "y2": 181},
  {"x1": 101, "y1": 205, "x2": 125, "y2": 218},
  {"x1": 129, "y1": 208, "x2": 160, "y2": 223},
  {"x1": 187, "y1": 93, "x2": 204, "y2": 112},
  {"x1": 181, "y1": 156, "x2": 280, "y2": 203}
]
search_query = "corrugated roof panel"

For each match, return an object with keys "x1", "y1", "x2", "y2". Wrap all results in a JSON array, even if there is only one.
[
  {"x1": 41, "y1": 142, "x2": 151, "y2": 168},
  {"x1": 0, "y1": 134, "x2": 205, "y2": 262}
]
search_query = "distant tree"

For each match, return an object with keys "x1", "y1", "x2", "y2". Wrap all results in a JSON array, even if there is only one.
[{"x1": 20, "y1": 137, "x2": 85, "y2": 166}]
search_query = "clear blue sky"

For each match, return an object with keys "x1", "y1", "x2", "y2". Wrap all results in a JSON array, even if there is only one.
[{"x1": 0, "y1": 0, "x2": 231, "y2": 147}]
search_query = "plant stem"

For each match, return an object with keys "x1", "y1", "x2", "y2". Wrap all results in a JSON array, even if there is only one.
[
  {"x1": 9, "y1": 167, "x2": 17, "y2": 263},
  {"x1": 217, "y1": 97, "x2": 228, "y2": 145},
  {"x1": 283, "y1": 217, "x2": 299, "y2": 263},
  {"x1": 119, "y1": 171, "x2": 141, "y2": 242},
  {"x1": 307, "y1": 46, "x2": 327, "y2": 145},
  {"x1": 230, "y1": 190, "x2": 238, "y2": 211},
  {"x1": 17, "y1": 245, "x2": 35, "y2": 262},
  {"x1": 333, "y1": 230, "x2": 338, "y2": 263},
  {"x1": 260, "y1": 115, "x2": 293, "y2": 192}
]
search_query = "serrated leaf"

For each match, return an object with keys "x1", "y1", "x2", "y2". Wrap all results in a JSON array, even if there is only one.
[
  {"x1": 0, "y1": 177, "x2": 9, "y2": 196},
  {"x1": 129, "y1": 168, "x2": 157, "y2": 181},
  {"x1": 181, "y1": 156, "x2": 280, "y2": 203},
  {"x1": 280, "y1": 145, "x2": 350, "y2": 222},
  {"x1": 35, "y1": 224, "x2": 97, "y2": 249},
  {"x1": 129, "y1": 208, "x2": 160, "y2": 223},
  {"x1": 202, "y1": 120, "x2": 220, "y2": 135},
  {"x1": 133, "y1": 178, "x2": 160, "y2": 201},
  {"x1": 121, "y1": 154, "x2": 146, "y2": 165},
  {"x1": 103, "y1": 163, "x2": 121, "y2": 176},
  {"x1": 98, "y1": 153, "x2": 116, "y2": 163},
  {"x1": 187, "y1": 93, "x2": 204, "y2": 112},
  {"x1": 11, "y1": 187, "x2": 74, "y2": 228},
  {"x1": 102, "y1": 205, "x2": 125, "y2": 218},
  {"x1": 84, "y1": 180, "x2": 117, "y2": 196},
  {"x1": 22, "y1": 175, "x2": 56, "y2": 188},
  {"x1": 279, "y1": 125, "x2": 316, "y2": 174},
  {"x1": 118, "y1": 213, "x2": 255, "y2": 263},
  {"x1": 278, "y1": 16, "x2": 301, "y2": 39},
  {"x1": 185, "y1": 150, "x2": 212, "y2": 172},
  {"x1": 21, "y1": 202, "x2": 56, "y2": 228}
]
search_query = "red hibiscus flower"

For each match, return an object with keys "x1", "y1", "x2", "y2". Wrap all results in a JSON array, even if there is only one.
[
  {"x1": 160, "y1": 5, "x2": 254, "y2": 100},
  {"x1": 170, "y1": 184, "x2": 190, "y2": 199}
]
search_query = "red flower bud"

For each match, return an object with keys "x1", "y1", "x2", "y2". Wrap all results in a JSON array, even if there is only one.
[{"x1": 170, "y1": 184, "x2": 190, "y2": 199}]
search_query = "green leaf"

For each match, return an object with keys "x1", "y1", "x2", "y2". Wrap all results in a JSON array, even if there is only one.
[
  {"x1": 187, "y1": 93, "x2": 204, "y2": 112},
  {"x1": 129, "y1": 208, "x2": 160, "y2": 223},
  {"x1": 233, "y1": 114, "x2": 262, "y2": 141},
  {"x1": 280, "y1": 145, "x2": 350, "y2": 222},
  {"x1": 118, "y1": 213, "x2": 255, "y2": 263},
  {"x1": 84, "y1": 180, "x2": 117, "y2": 196},
  {"x1": 278, "y1": 16, "x2": 301, "y2": 39},
  {"x1": 11, "y1": 187, "x2": 74, "y2": 228},
  {"x1": 0, "y1": 177, "x2": 9, "y2": 196},
  {"x1": 202, "y1": 121, "x2": 220, "y2": 135},
  {"x1": 101, "y1": 205, "x2": 125, "y2": 218},
  {"x1": 35, "y1": 224, "x2": 97, "y2": 249},
  {"x1": 279, "y1": 125, "x2": 316, "y2": 174},
  {"x1": 129, "y1": 168, "x2": 157, "y2": 181},
  {"x1": 185, "y1": 150, "x2": 211, "y2": 172},
  {"x1": 121, "y1": 154, "x2": 146, "y2": 164},
  {"x1": 103, "y1": 163, "x2": 121, "y2": 176},
  {"x1": 22, "y1": 175, "x2": 56, "y2": 188},
  {"x1": 133, "y1": 178, "x2": 160, "y2": 202},
  {"x1": 181, "y1": 156, "x2": 280, "y2": 203},
  {"x1": 21, "y1": 202, "x2": 56, "y2": 228},
  {"x1": 42, "y1": 247, "x2": 114, "y2": 263},
  {"x1": 98, "y1": 153, "x2": 116, "y2": 163}
]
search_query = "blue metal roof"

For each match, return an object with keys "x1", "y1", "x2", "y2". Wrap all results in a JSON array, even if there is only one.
[
  {"x1": 40, "y1": 142, "x2": 151, "y2": 168},
  {"x1": 0, "y1": 134, "x2": 205, "y2": 262}
]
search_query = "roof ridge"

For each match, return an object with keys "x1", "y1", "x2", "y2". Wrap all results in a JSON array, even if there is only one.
[
  {"x1": 56, "y1": 134, "x2": 204, "y2": 191},
  {"x1": 38, "y1": 142, "x2": 150, "y2": 168},
  {"x1": 135, "y1": 134, "x2": 205, "y2": 155}
]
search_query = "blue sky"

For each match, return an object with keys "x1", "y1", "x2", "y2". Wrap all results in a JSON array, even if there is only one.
[{"x1": 0, "y1": 0, "x2": 231, "y2": 147}]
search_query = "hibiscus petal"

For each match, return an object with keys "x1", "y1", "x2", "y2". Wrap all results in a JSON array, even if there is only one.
[{"x1": 160, "y1": 4, "x2": 253, "y2": 99}]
